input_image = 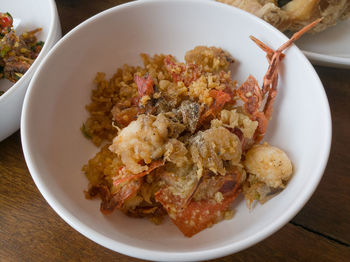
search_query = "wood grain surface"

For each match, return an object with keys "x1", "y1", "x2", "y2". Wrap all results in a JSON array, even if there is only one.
[{"x1": 1, "y1": 0, "x2": 350, "y2": 261}]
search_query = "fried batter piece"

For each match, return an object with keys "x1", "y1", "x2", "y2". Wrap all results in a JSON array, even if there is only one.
[
  {"x1": 217, "y1": 0, "x2": 350, "y2": 33},
  {"x1": 243, "y1": 143, "x2": 293, "y2": 208}
]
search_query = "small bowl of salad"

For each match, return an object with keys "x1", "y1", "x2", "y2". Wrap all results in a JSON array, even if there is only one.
[{"x1": 0, "y1": 0, "x2": 61, "y2": 141}]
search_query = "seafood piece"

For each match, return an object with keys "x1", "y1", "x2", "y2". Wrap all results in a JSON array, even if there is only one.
[
  {"x1": 135, "y1": 74, "x2": 154, "y2": 99},
  {"x1": 153, "y1": 97, "x2": 172, "y2": 114},
  {"x1": 192, "y1": 167, "x2": 245, "y2": 201},
  {"x1": 124, "y1": 168, "x2": 167, "y2": 221},
  {"x1": 111, "y1": 74, "x2": 155, "y2": 128},
  {"x1": 236, "y1": 75, "x2": 269, "y2": 143},
  {"x1": 203, "y1": 90, "x2": 231, "y2": 116},
  {"x1": 282, "y1": 0, "x2": 320, "y2": 22},
  {"x1": 102, "y1": 179, "x2": 141, "y2": 214},
  {"x1": 87, "y1": 160, "x2": 165, "y2": 215},
  {"x1": 197, "y1": 89, "x2": 233, "y2": 128},
  {"x1": 217, "y1": 0, "x2": 291, "y2": 31},
  {"x1": 111, "y1": 106, "x2": 139, "y2": 127},
  {"x1": 109, "y1": 113, "x2": 184, "y2": 174},
  {"x1": 164, "y1": 55, "x2": 201, "y2": 87},
  {"x1": 177, "y1": 100, "x2": 202, "y2": 133},
  {"x1": 217, "y1": 109, "x2": 258, "y2": 140},
  {"x1": 158, "y1": 79, "x2": 188, "y2": 107},
  {"x1": 243, "y1": 143, "x2": 293, "y2": 207},
  {"x1": 157, "y1": 169, "x2": 242, "y2": 237},
  {"x1": 155, "y1": 163, "x2": 200, "y2": 214},
  {"x1": 189, "y1": 126, "x2": 242, "y2": 175},
  {"x1": 164, "y1": 138, "x2": 189, "y2": 167},
  {"x1": 210, "y1": 109, "x2": 259, "y2": 150},
  {"x1": 282, "y1": 0, "x2": 350, "y2": 33},
  {"x1": 244, "y1": 143, "x2": 292, "y2": 188},
  {"x1": 113, "y1": 160, "x2": 164, "y2": 187},
  {"x1": 237, "y1": 19, "x2": 322, "y2": 142}
]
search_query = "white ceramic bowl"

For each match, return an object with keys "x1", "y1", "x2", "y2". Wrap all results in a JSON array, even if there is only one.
[
  {"x1": 21, "y1": 0, "x2": 331, "y2": 261},
  {"x1": 0, "y1": 0, "x2": 61, "y2": 141}
]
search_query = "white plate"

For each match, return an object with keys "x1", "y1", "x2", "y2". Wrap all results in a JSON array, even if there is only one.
[
  {"x1": 296, "y1": 20, "x2": 350, "y2": 69},
  {"x1": 211, "y1": 0, "x2": 350, "y2": 68}
]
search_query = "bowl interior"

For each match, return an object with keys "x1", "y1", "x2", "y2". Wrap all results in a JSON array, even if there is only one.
[{"x1": 21, "y1": 1, "x2": 331, "y2": 261}]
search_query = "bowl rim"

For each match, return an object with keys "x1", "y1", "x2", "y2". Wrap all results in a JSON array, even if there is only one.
[
  {"x1": 21, "y1": 0, "x2": 332, "y2": 261},
  {"x1": 0, "y1": 0, "x2": 59, "y2": 101}
]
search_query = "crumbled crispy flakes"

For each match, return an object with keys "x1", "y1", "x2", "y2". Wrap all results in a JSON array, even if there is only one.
[
  {"x1": 189, "y1": 127, "x2": 242, "y2": 175},
  {"x1": 214, "y1": 109, "x2": 258, "y2": 140}
]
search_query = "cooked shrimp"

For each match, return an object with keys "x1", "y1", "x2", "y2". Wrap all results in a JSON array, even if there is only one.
[{"x1": 244, "y1": 143, "x2": 293, "y2": 188}]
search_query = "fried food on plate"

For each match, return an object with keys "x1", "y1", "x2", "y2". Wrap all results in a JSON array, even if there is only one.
[{"x1": 217, "y1": 0, "x2": 350, "y2": 33}]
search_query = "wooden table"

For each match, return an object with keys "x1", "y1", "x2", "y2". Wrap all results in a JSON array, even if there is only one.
[{"x1": 1, "y1": 1, "x2": 349, "y2": 261}]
